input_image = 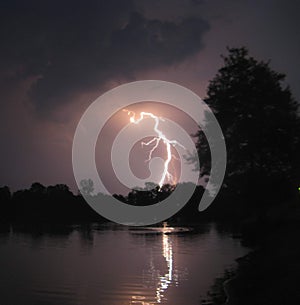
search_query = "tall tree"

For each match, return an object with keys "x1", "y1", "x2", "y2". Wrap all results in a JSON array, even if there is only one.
[{"x1": 195, "y1": 47, "x2": 300, "y2": 208}]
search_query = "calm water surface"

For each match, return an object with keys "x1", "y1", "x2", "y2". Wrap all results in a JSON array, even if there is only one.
[{"x1": 0, "y1": 223, "x2": 248, "y2": 305}]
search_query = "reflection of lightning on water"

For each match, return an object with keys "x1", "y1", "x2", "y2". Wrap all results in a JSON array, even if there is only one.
[
  {"x1": 124, "y1": 109, "x2": 185, "y2": 187},
  {"x1": 156, "y1": 230, "x2": 173, "y2": 303},
  {"x1": 133, "y1": 224, "x2": 177, "y2": 304}
]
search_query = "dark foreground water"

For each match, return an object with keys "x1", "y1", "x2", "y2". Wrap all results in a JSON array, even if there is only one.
[{"x1": 0, "y1": 223, "x2": 248, "y2": 305}]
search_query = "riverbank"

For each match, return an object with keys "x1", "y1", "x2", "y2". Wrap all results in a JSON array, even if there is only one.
[{"x1": 211, "y1": 201, "x2": 300, "y2": 305}]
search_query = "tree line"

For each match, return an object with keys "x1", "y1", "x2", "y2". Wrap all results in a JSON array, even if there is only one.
[{"x1": 0, "y1": 182, "x2": 209, "y2": 224}]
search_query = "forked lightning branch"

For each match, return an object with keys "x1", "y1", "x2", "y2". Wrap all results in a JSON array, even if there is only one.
[{"x1": 123, "y1": 109, "x2": 185, "y2": 188}]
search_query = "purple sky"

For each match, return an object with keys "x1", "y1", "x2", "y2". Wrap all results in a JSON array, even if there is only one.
[{"x1": 0, "y1": 0, "x2": 299, "y2": 193}]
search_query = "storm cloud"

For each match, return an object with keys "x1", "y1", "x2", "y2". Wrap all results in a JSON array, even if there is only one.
[{"x1": 0, "y1": 0, "x2": 209, "y2": 116}]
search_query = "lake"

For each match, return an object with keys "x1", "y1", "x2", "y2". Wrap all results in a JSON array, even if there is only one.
[{"x1": 0, "y1": 223, "x2": 249, "y2": 305}]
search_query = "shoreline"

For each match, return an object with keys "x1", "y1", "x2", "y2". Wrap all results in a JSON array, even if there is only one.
[{"x1": 210, "y1": 202, "x2": 300, "y2": 305}]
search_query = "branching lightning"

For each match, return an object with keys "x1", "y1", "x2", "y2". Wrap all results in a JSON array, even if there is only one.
[{"x1": 123, "y1": 109, "x2": 185, "y2": 188}]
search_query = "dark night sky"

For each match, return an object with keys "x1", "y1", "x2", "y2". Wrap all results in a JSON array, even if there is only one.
[{"x1": 0, "y1": 0, "x2": 299, "y2": 192}]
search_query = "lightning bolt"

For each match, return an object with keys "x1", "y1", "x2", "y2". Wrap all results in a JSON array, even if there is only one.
[{"x1": 123, "y1": 109, "x2": 185, "y2": 188}]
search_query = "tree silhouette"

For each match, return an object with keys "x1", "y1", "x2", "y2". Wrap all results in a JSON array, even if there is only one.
[
  {"x1": 124, "y1": 183, "x2": 175, "y2": 206},
  {"x1": 30, "y1": 182, "x2": 46, "y2": 194},
  {"x1": 195, "y1": 47, "x2": 300, "y2": 209},
  {"x1": 79, "y1": 179, "x2": 94, "y2": 196},
  {"x1": 0, "y1": 186, "x2": 11, "y2": 222}
]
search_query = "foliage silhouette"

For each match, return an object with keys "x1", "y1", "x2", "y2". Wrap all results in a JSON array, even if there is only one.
[
  {"x1": 79, "y1": 179, "x2": 94, "y2": 196},
  {"x1": 194, "y1": 47, "x2": 300, "y2": 214},
  {"x1": 0, "y1": 182, "x2": 210, "y2": 225},
  {"x1": 1, "y1": 183, "x2": 104, "y2": 223}
]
